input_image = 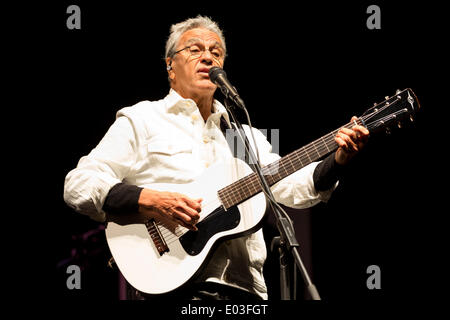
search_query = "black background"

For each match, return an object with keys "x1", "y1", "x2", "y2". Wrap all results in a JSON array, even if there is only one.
[{"x1": 28, "y1": 0, "x2": 447, "y2": 309}]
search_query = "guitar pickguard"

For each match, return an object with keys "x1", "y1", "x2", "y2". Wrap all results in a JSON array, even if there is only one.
[{"x1": 179, "y1": 205, "x2": 241, "y2": 256}]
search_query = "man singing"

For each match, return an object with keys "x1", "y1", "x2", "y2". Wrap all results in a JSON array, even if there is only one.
[{"x1": 64, "y1": 15, "x2": 369, "y2": 300}]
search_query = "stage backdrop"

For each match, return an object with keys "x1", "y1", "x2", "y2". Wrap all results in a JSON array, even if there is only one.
[{"x1": 48, "y1": 1, "x2": 444, "y2": 302}]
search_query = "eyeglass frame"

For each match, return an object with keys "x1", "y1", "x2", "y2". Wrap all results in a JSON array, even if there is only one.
[{"x1": 171, "y1": 43, "x2": 225, "y2": 66}]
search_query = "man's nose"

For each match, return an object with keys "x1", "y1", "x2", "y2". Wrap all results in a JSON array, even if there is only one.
[{"x1": 200, "y1": 50, "x2": 213, "y2": 65}]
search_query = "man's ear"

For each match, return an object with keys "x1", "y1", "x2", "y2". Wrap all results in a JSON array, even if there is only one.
[{"x1": 166, "y1": 57, "x2": 175, "y2": 80}]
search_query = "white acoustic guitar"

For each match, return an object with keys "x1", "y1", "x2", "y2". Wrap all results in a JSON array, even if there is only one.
[{"x1": 106, "y1": 88, "x2": 420, "y2": 295}]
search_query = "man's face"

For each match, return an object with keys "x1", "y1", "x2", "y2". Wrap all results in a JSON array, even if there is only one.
[{"x1": 168, "y1": 28, "x2": 225, "y2": 98}]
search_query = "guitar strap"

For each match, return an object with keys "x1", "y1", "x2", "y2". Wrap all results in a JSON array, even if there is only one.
[{"x1": 220, "y1": 116, "x2": 258, "y2": 173}]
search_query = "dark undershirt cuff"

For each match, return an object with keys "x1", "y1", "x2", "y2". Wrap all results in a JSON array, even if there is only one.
[
  {"x1": 313, "y1": 152, "x2": 344, "y2": 192},
  {"x1": 102, "y1": 183, "x2": 143, "y2": 216}
]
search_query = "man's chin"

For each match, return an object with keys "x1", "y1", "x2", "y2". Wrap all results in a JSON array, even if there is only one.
[{"x1": 196, "y1": 80, "x2": 217, "y2": 92}]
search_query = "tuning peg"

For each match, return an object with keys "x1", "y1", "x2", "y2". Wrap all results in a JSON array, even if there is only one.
[
  {"x1": 396, "y1": 89, "x2": 401, "y2": 94},
  {"x1": 385, "y1": 96, "x2": 389, "y2": 100}
]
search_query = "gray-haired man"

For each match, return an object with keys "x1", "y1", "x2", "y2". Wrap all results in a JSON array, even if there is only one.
[{"x1": 64, "y1": 15, "x2": 369, "y2": 300}]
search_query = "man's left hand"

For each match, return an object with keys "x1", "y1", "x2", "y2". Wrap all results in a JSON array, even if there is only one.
[{"x1": 335, "y1": 116, "x2": 370, "y2": 165}]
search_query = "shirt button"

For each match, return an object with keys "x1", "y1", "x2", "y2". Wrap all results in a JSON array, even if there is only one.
[
  {"x1": 203, "y1": 136, "x2": 209, "y2": 143},
  {"x1": 191, "y1": 114, "x2": 199, "y2": 121}
]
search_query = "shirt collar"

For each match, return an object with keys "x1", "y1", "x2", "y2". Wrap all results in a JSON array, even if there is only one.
[{"x1": 165, "y1": 88, "x2": 230, "y2": 126}]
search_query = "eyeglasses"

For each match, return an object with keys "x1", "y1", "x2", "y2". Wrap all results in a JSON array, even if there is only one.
[{"x1": 173, "y1": 43, "x2": 225, "y2": 65}]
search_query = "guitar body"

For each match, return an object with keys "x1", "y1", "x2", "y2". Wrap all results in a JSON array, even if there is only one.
[{"x1": 105, "y1": 157, "x2": 267, "y2": 295}]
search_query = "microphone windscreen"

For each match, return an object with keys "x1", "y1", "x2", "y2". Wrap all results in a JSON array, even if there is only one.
[{"x1": 208, "y1": 67, "x2": 226, "y2": 83}]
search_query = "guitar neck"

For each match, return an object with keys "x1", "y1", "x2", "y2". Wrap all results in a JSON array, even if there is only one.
[{"x1": 218, "y1": 119, "x2": 362, "y2": 209}]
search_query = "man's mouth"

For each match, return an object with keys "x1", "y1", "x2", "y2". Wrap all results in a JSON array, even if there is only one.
[{"x1": 197, "y1": 67, "x2": 211, "y2": 77}]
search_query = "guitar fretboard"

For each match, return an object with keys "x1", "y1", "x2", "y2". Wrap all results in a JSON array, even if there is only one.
[{"x1": 218, "y1": 120, "x2": 362, "y2": 209}]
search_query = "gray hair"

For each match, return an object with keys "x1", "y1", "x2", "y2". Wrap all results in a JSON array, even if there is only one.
[{"x1": 165, "y1": 15, "x2": 227, "y2": 59}]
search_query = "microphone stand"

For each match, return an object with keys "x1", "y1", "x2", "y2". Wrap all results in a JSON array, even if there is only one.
[{"x1": 223, "y1": 96, "x2": 321, "y2": 300}]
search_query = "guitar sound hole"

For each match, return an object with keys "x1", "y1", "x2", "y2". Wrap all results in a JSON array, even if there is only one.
[{"x1": 179, "y1": 205, "x2": 240, "y2": 256}]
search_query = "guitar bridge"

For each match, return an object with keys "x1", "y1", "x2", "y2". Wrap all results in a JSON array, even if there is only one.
[{"x1": 145, "y1": 219, "x2": 169, "y2": 256}]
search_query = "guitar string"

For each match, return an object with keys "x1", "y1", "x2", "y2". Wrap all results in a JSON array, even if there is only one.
[
  {"x1": 152, "y1": 223, "x2": 187, "y2": 243},
  {"x1": 191, "y1": 107, "x2": 394, "y2": 227},
  {"x1": 221, "y1": 133, "x2": 336, "y2": 192},
  {"x1": 361, "y1": 96, "x2": 404, "y2": 123},
  {"x1": 218, "y1": 96, "x2": 408, "y2": 206},
  {"x1": 155, "y1": 216, "x2": 213, "y2": 240},
  {"x1": 219, "y1": 126, "x2": 342, "y2": 198},
  {"x1": 218, "y1": 121, "x2": 356, "y2": 207},
  {"x1": 150, "y1": 129, "x2": 341, "y2": 239},
  {"x1": 153, "y1": 201, "x2": 221, "y2": 240},
  {"x1": 153, "y1": 122, "x2": 354, "y2": 243},
  {"x1": 156, "y1": 126, "x2": 347, "y2": 244},
  {"x1": 156, "y1": 119, "x2": 359, "y2": 242},
  {"x1": 158, "y1": 115, "x2": 382, "y2": 242},
  {"x1": 153, "y1": 196, "x2": 224, "y2": 240},
  {"x1": 151, "y1": 126, "x2": 395, "y2": 247},
  {"x1": 149, "y1": 101, "x2": 408, "y2": 246},
  {"x1": 165, "y1": 95, "x2": 406, "y2": 222},
  {"x1": 153, "y1": 120, "x2": 395, "y2": 246},
  {"x1": 151, "y1": 204, "x2": 223, "y2": 241},
  {"x1": 157, "y1": 96, "x2": 409, "y2": 244}
]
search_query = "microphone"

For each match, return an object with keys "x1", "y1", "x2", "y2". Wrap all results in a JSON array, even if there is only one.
[{"x1": 209, "y1": 67, "x2": 245, "y2": 109}]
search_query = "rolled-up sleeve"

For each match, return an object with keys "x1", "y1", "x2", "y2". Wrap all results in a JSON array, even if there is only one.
[
  {"x1": 247, "y1": 126, "x2": 338, "y2": 210},
  {"x1": 64, "y1": 116, "x2": 138, "y2": 222}
]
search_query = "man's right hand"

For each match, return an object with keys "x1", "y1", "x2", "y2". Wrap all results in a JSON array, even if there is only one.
[{"x1": 138, "y1": 188, "x2": 202, "y2": 231}]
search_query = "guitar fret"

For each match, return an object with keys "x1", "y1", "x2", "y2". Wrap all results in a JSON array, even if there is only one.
[
  {"x1": 293, "y1": 150, "x2": 304, "y2": 170},
  {"x1": 242, "y1": 176, "x2": 252, "y2": 201},
  {"x1": 249, "y1": 175, "x2": 259, "y2": 197},
  {"x1": 302, "y1": 146, "x2": 312, "y2": 162},
  {"x1": 312, "y1": 142, "x2": 321, "y2": 158},
  {"x1": 287, "y1": 153, "x2": 296, "y2": 174},
  {"x1": 321, "y1": 136, "x2": 331, "y2": 153},
  {"x1": 283, "y1": 160, "x2": 290, "y2": 176},
  {"x1": 241, "y1": 177, "x2": 253, "y2": 200},
  {"x1": 287, "y1": 154, "x2": 297, "y2": 175},
  {"x1": 229, "y1": 184, "x2": 238, "y2": 206}
]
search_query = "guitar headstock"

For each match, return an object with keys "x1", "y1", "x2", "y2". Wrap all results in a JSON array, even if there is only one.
[{"x1": 360, "y1": 88, "x2": 421, "y2": 134}]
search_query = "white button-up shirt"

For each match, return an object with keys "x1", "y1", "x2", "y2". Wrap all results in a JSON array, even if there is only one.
[{"x1": 64, "y1": 89, "x2": 336, "y2": 299}]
